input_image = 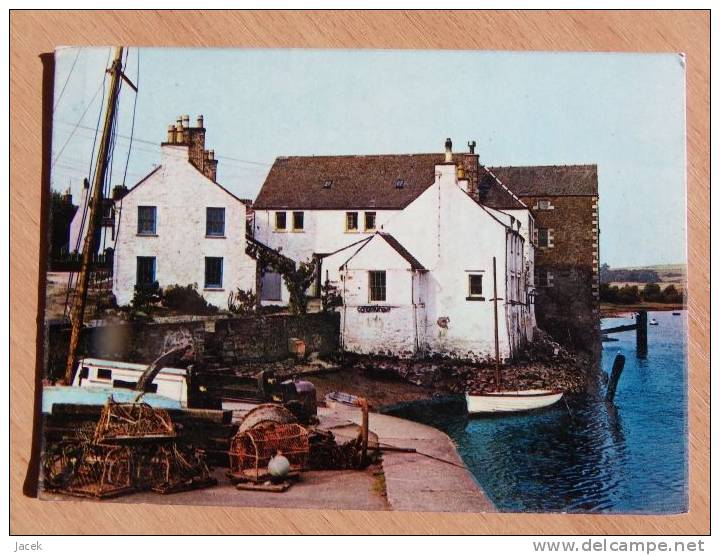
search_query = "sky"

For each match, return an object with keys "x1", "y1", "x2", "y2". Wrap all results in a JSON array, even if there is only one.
[{"x1": 51, "y1": 47, "x2": 686, "y2": 268}]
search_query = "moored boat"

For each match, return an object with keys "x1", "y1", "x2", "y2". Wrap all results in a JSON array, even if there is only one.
[{"x1": 465, "y1": 389, "x2": 564, "y2": 415}]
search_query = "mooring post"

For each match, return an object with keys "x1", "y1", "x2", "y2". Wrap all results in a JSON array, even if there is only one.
[
  {"x1": 605, "y1": 354, "x2": 626, "y2": 403},
  {"x1": 636, "y1": 310, "x2": 648, "y2": 358}
]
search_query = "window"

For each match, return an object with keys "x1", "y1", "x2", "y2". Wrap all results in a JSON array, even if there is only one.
[
  {"x1": 369, "y1": 271, "x2": 386, "y2": 302},
  {"x1": 395, "y1": 178, "x2": 405, "y2": 189},
  {"x1": 275, "y1": 211, "x2": 287, "y2": 230},
  {"x1": 205, "y1": 257, "x2": 223, "y2": 288},
  {"x1": 536, "y1": 269, "x2": 552, "y2": 288},
  {"x1": 206, "y1": 207, "x2": 225, "y2": 236},
  {"x1": 136, "y1": 256, "x2": 156, "y2": 286},
  {"x1": 322, "y1": 179, "x2": 333, "y2": 189},
  {"x1": 537, "y1": 199, "x2": 551, "y2": 210},
  {"x1": 538, "y1": 228, "x2": 549, "y2": 248},
  {"x1": 137, "y1": 206, "x2": 156, "y2": 235},
  {"x1": 364, "y1": 212, "x2": 376, "y2": 231},
  {"x1": 468, "y1": 274, "x2": 484, "y2": 298},
  {"x1": 79, "y1": 366, "x2": 89, "y2": 379},
  {"x1": 346, "y1": 212, "x2": 359, "y2": 231},
  {"x1": 292, "y1": 211, "x2": 304, "y2": 231},
  {"x1": 97, "y1": 368, "x2": 112, "y2": 380}
]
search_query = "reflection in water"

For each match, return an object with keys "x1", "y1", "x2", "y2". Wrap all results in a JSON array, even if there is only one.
[{"x1": 383, "y1": 310, "x2": 688, "y2": 513}]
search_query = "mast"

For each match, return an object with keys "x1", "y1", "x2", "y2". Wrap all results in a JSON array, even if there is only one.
[
  {"x1": 492, "y1": 256, "x2": 501, "y2": 390},
  {"x1": 63, "y1": 46, "x2": 124, "y2": 385}
]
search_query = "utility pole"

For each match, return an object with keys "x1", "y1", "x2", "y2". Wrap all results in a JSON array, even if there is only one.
[{"x1": 63, "y1": 47, "x2": 125, "y2": 385}]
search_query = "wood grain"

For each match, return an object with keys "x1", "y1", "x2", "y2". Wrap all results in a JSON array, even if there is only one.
[{"x1": 9, "y1": 10, "x2": 709, "y2": 535}]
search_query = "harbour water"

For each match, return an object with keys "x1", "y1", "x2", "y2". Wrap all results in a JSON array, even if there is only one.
[{"x1": 384, "y1": 310, "x2": 688, "y2": 513}]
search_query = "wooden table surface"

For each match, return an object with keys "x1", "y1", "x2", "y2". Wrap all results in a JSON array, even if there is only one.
[{"x1": 9, "y1": 10, "x2": 709, "y2": 535}]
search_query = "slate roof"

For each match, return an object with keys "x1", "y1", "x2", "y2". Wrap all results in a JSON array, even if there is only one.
[
  {"x1": 476, "y1": 167, "x2": 527, "y2": 210},
  {"x1": 487, "y1": 165, "x2": 598, "y2": 197},
  {"x1": 254, "y1": 153, "x2": 479, "y2": 210}
]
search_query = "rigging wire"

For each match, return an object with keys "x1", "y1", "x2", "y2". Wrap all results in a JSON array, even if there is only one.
[{"x1": 53, "y1": 47, "x2": 82, "y2": 111}]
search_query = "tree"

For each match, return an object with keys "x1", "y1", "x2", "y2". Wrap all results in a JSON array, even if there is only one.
[
  {"x1": 661, "y1": 284, "x2": 683, "y2": 304},
  {"x1": 283, "y1": 257, "x2": 318, "y2": 315},
  {"x1": 616, "y1": 285, "x2": 641, "y2": 304},
  {"x1": 641, "y1": 283, "x2": 663, "y2": 302}
]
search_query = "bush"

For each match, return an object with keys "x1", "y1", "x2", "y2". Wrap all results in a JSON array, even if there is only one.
[
  {"x1": 283, "y1": 257, "x2": 318, "y2": 315},
  {"x1": 132, "y1": 281, "x2": 163, "y2": 311},
  {"x1": 321, "y1": 280, "x2": 342, "y2": 312},
  {"x1": 227, "y1": 288, "x2": 257, "y2": 316},
  {"x1": 162, "y1": 283, "x2": 218, "y2": 314}
]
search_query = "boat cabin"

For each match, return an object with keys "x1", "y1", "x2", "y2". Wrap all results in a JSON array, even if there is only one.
[{"x1": 71, "y1": 357, "x2": 188, "y2": 406}]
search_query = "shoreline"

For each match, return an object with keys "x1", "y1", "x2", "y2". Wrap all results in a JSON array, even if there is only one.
[{"x1": 600, "y1": 304, "x2": 685, "y2": 317}]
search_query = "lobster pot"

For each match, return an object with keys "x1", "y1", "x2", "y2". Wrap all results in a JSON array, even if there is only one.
[
  {"x1": 229, "y1": 423, "x2": 309, "y2": 481},
  {"x1": 142, "y1": 443, "x2": 216, "y2": 494},
  {"x1": 94, "y1": 401, "x2": 174, "y2": 442},
  {"x1": 45, "y1": 443, "x2": 134, "y2": 499}
]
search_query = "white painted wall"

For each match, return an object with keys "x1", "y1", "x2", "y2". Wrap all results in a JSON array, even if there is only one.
[
  {"x1": 323, "y1": 235, "x2": 426, "y2": 357},
  {"x1": 112, "y1": 145, "x2": 256, "y2": 307}
]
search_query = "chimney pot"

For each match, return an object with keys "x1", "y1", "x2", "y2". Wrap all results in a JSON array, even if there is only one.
[
  {"x1": 182, "y1": 114, "x2": 190, "y2": 128},
  {"x1": 444, "y1": 137, "x2": 453, "y2": 163},
  {"x1": 468, "y1": 140, "x2": 476, "y2": 154},
  {"x1": 208, "y1": 150, "x2": 215, "y2": 161},
  {"x1": 167, "y1": 125, "x2": 176, "y2": 143},
  {"x1": 197, "y1": 115, "x2": 204, "y2": 128}
]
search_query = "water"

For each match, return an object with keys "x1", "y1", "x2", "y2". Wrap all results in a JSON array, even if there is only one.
[{"x1": 384, "y1": 310, "x2": 688, "y2": 513}]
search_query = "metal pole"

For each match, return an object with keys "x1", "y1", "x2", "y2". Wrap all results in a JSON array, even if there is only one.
[
  {"x1": 493, "y1": 256, "x2": 501, "y2": 390},
  {"x1": 63, "y1": 46, "x2": 124, "y2": 385}
]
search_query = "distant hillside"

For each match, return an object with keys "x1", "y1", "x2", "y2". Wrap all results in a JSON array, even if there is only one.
[{"x1": 600, "y1": 263, "x2": 686, "y2": 285}]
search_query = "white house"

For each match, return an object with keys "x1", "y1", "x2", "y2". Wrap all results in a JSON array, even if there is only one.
[
  {"x1": 112, "y1": 115, "x2": 256, "y2": 307},
  {"x1": 253, "y1": 140, "x2": 536, "y2": 361},
  {"x1": 68, "y1": 179, "x2": 115, "y2": 255}
]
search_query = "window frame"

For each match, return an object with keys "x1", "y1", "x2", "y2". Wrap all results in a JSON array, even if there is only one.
[
  {"x1": 137, "y1": 206, "x2": 157, "y2": 235},
  {"x1": 205, "y1": 207, "x2": 226, "y2": 237},
  {"x1": 467, "y1": 274, "x2": 484, "y2": 299},
  {"x1": 368, "y1": 270, "x2": 387, "y2": 302},
  {"x1": 136, "y1": 256, "x2": 156, "y2": 287},
  {"x1": 274, "y1": 211, "x2": 287, "y2": 231},
  {"x1": 538, "y1": 228, "x2": 550, "y2": 248},
  {"x1": 364, "y1": 211, "x2": 377, "y2": 231},
  {"x1": 292, "y1": 211, "x2": 305, "y2": 231},
  {"x1": 346, "y1": 211, "x2": 359, "y2": 232},
  {"x1": 204, "y1": 257, "x2": 224, "y2": 289}
]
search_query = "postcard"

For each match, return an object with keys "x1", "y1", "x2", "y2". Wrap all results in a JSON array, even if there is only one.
[{"x1": 37, "y1": 47, "x2": 687, "y2": 513}]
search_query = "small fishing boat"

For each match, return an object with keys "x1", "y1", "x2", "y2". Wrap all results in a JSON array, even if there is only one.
[
  {"x1": 649, "y1": 318, "x2": 659, "y2": 326},
  {"x1": 465, "y1": 257, "x2": 565, "y2": 416},
  {"x1": 672, "y1": 312, "x2": 681, "y2": 316},
  {"x1": 466, "y1": 389, "x2": 564, "y2": 415}
]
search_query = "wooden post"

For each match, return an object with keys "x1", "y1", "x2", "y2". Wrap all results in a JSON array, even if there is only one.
[
  {"x1": 63, "y1": 47, "x2": 125, "y2": 385},
  {"x1": 605, "y1": 354, "x2": 626, "y2": 402},
  {"x1": 492, "y1": 256, "x2": 501, "y2": 390},
  {"x1": 636, "y1": 310, "x2": 648, "y2": 358}
]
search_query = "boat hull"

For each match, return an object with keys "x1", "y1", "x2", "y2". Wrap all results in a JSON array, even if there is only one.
[{"x1": 465, "y1": 390, "x2": 563, "y2": 415}]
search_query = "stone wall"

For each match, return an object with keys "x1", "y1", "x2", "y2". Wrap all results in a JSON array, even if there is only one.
[
  {"x1": 522, "y1": 194, "x2": 600, "y2": 350},
  {"x1": 45, "y1": 312, "x2": 340, "y2": 380}
]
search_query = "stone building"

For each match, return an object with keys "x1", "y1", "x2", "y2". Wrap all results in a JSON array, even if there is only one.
[
  {"x1": 111, "y1": 115, "x2": 256, "y2": 307},
  {"x1": 482, "y1": 165, "x2": 600, "y2": 349}
]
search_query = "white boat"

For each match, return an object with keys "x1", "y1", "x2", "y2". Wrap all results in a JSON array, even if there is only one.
[
  {"x1": 649, "y1": 318, "x2": 659, "y2": 326},
  {"x1": 465, "y1": 389, "x2": 564, "y2": 415},
  {"x1": 70, "y1": 357, "x2": 188, "y2": 406}
]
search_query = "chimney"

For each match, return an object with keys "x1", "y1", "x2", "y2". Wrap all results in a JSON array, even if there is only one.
[
  {"x1": 197, "y1": 114, "x2": 204, "y2": 128},
  {"x1": 468, "y1": 140, "x2": 476, "y2": 154},
  {"x1": 182, "y1": 114, "x2": 190, "y2": 128},
  {"x1": 167, "y1": 125, "x2": 176, "y2": 144},
  {"x1": 444, "y1": 137, "x2": 453, "y2": 163}
]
